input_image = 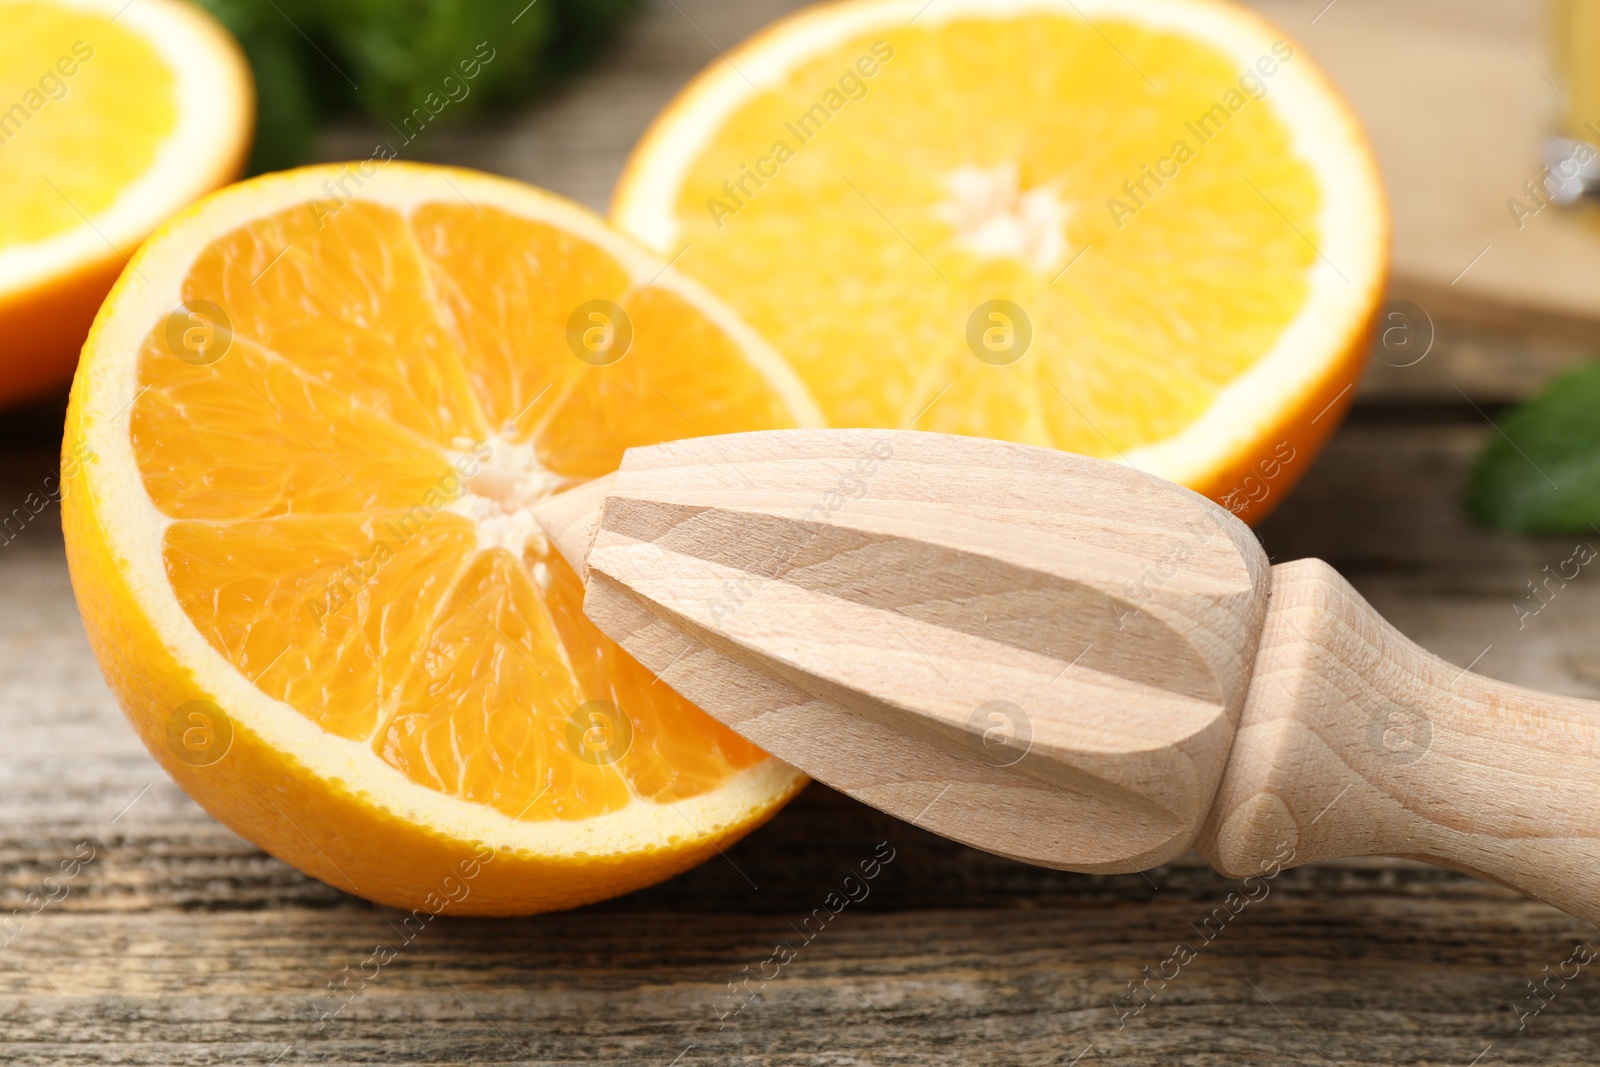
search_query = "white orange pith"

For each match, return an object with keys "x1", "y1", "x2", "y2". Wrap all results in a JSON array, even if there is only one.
[
  {"x1": 0, "y1": 0, "x2": 251, "y2": 405},
  {"x1": 64, "y1": 164, "x2": 820, "y2": 914},
  {"x1": 612, "y1": 0, "x2": 1388, "y2": 517}
]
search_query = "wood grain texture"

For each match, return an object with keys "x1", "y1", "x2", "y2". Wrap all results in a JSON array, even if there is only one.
[
  {"x1": 539, "y1": 428, "x2": 1600, "y2": 926},
  {"x1": 539, "y1": 430, "x2": 1269, "y2": 874},
  {"x1": 1201, "y1": 558, "x2": 1600, "y2": 925},
  {"x1": 6, "y1": 407, "x2": 1600, "y2": 1062}
]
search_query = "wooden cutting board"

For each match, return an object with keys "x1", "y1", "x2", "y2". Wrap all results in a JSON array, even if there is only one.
[{"x1": 1243, "y1": 0, "x2": 1600, "y2": 321}]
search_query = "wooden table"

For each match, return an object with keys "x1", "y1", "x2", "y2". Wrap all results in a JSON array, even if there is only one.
[{"x1": 7, "y1": 0, "x2": 1600, "y2": 1063}]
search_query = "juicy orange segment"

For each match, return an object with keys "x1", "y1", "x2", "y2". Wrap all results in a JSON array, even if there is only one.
[
  {"x1": 178, "y1": 201, "x2": 487, "y2": 447},
  {"x1": 612, "y1": 0, "x2": 1388, "y2": 516},
  {"x1": 0, "y1": 0, "x2": 251, "y2": 407},
  {"x1": 133, "y1": 331, "x2": 456, "y2": 520},
  {"x1": 0, "y1": 2, "x2": 176, "y2": 245},
  {"x1": 162, "y1": 513, "x2": 478, "y2": 740},
  {"x1": 636, "y1": 14, "x2": 1323, "y2": 448},
  {"x1": 409, "y1": 203, "x2": 631, "y2": 437},
  {"x1": 130, "y1": 189, "x2": 794, "y2": 825},
  {"x1": 66, "y1": 165, "x2": 819, "y2": 913}
]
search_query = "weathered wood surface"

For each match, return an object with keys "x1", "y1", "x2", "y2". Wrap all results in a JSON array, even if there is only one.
[
  {"x1": 7, "y1": 0, "x2": 1600, "y2": 1063},
  {"x1": 6, "y1": 421, "x2": 1600, "y2": 1059}
]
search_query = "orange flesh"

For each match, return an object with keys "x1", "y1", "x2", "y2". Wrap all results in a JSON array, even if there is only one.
[
  {"x1": 0, "y1": 2, "x2": 177, "y2": 245},
  {"x1": 654, "y1": 17, "x2": 1319, "y2": 455},
  {"x1": 133, "y1": 198, "x2": 798, "y2": 822}
]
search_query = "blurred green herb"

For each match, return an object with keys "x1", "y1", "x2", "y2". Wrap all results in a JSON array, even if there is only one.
[
  {"x1": 1465, "y1": 360, "x2": 1600, "y2": 533},
  {"x1": 197, "y1": 0, "x2": 641, "y2": 174}
]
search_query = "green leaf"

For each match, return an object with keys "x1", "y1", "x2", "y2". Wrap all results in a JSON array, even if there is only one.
[
  {"x1": 240, "y1": 32, "x2": 322, "y2": 174},
  {"x1": 546, "y1": 0, "x2": 645, "y2": 78},
  {"x1": 1465, "y1": 360, "x2": 1600, "y2": 533},
  {"x1": 194, "y1": 0, "x2": 641, "y2": 173},
  {"x1": 194, "y1": 0, "x2": 324, "y2": 174},
  {"x1": 321, "y1": 0, "x2": 554, "y2": 124}
]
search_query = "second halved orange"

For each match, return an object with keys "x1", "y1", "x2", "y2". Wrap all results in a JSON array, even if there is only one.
[{"x1": 64, "y1": 163, "x2": 822, "y2": 914}]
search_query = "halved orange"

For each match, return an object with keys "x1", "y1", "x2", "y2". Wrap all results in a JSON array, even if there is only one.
[
  {"x1": 612, "y1": 0, "x2": 1389, "y2": 520},
  {"x1": 63, "y1": 163, "x2": 821, "y2": 914},
  {"x1": 0, "y1": 0, "x2": 251, "y2": 406}
]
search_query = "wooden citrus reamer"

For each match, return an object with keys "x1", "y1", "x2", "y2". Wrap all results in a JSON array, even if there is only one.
[{"x1": 532, "y1": 429, "x2": 1600, "y2": 923}]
